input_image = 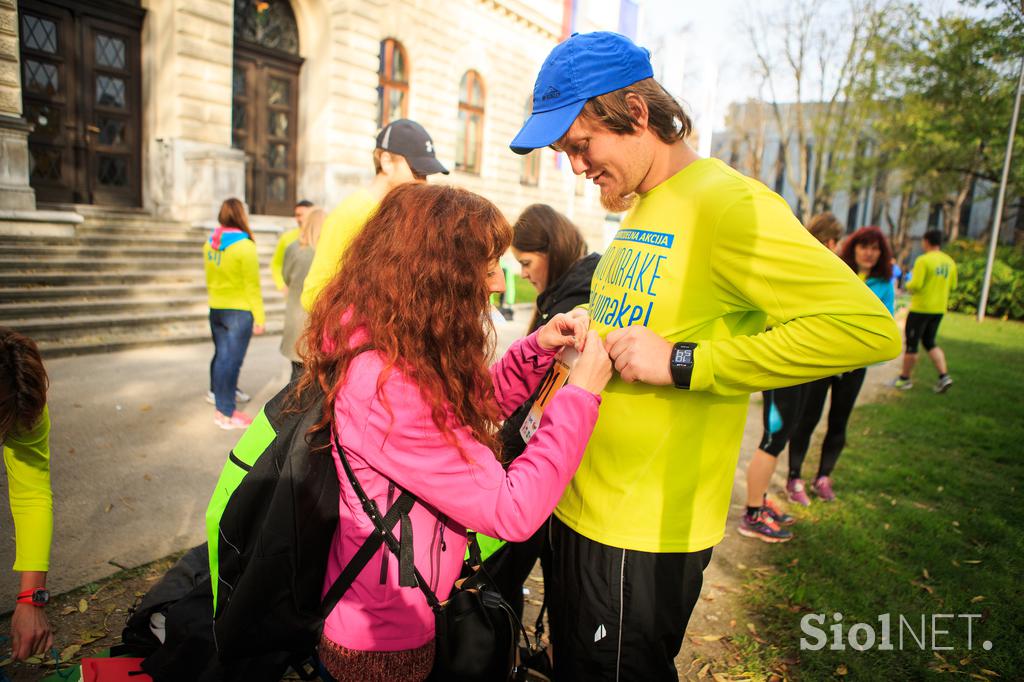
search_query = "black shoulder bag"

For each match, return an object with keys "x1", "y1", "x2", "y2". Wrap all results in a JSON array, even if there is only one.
[{"x1": 331, "y1": 426, "x2": 543, "y2": 681}]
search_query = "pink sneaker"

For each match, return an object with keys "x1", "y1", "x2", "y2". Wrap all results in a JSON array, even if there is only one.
[
  {"x1": 214, "y1": 410, "x2": 253, "y2": 430},
  {"x1": 786, "y1": 478, "x2": 811, "y2": 506},
  {"x1": 812, "y1": 476, "x2": 836, "y2": 502}
]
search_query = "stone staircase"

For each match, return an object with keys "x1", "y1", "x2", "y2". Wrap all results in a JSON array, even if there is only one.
[{"x1": 0, "y1": 211, "x2": 286, "y2": 358}]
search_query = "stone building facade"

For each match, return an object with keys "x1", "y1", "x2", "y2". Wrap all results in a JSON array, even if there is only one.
[{"x1": 1, "y1": 0, "x2": 642, "y2": 244}]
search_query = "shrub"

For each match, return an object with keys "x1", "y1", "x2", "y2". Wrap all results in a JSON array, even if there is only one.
[{"x1": 943, "y1": 240, "x2": 1024, "y2": 320}]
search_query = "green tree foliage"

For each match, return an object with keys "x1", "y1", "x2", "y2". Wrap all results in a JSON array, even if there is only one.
[{"x1": 946, "y1": 240, "x2": 1024, "y2": 319}]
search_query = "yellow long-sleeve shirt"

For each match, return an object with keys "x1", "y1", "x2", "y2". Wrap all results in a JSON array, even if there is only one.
[
  {"x1": 203, "y1": 229, "x2": 265, "y2": 326},
  {"x1": 555, "y1": 158, "x2": 901, "y2": 553},
  {"x1": 907, "y1": 249, "x2": 957, "y2": 314},
  {"x1": 4, "y1": 406, "x2": 53, "y2": 571},
  {"x1": 300, "y1": 189, "x2": 378, "y2": 311},
  {"x1": 271, "y1": 228, "x2": 300, "y2": 291}
]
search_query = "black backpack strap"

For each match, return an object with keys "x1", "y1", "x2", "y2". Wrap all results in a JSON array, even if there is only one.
[
  {"x1": 330, "y1": 424, "x2": 442, "y2": 611},
  {"x1": 321, "y1": 490, "x2": 416, "y2": 616}
]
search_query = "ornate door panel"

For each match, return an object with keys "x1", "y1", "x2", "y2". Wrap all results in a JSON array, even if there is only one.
[
  {"x1": 232, "y1": 0, "x2": 302, "y2": 216},
  {"x1": 232, "y1": 47, "x2": 300, "y2": 216},
  {"x1": 18, "y1": 0, "x2": 143, "y2": 206}
]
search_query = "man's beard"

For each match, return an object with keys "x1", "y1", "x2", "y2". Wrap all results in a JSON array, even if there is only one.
[{"x1": 600, "y1": 190, "x2": 637, "y2": 213}]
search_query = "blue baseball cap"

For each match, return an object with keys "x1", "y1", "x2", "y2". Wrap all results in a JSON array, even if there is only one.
[{"x1": 510, "y1": 31, "x2": 654, "y2": 155}]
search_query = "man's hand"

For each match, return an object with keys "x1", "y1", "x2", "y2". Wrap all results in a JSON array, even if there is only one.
[
  {"x1": 10, "y1": 602, "x2": 52, "y2": 661},
  {"x1": 537, "y1": 312, "x2": 590, "y2": 351},
  {"x1": 253, "y1": 324, "x2": 266, "y2": 336},
  {"x1": 605, "y1": 326, "x2": 674, "y2": 385}
]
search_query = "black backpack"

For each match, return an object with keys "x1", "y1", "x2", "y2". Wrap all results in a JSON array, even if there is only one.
[{"x1": 124, "y1": 381, "x2": 417, "y2": 681}]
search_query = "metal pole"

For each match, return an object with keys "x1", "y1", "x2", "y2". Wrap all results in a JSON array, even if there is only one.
[{"x1": 978, "y1": 54, "x2": 1024, "y2": 321}]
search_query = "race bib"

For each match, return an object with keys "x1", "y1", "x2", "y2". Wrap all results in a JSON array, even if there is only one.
[{"x1": 520, "y1": 347, "x2": 579, "y2": 443}]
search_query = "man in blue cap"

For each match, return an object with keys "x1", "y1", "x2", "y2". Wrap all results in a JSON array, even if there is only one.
[{"x1": 511, "y1": 32, "x2": 900, "y2": 679}]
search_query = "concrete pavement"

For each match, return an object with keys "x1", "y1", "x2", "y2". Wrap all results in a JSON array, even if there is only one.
[{"x1": 1, "y1": 310, "x2": 531, "y2": 603}]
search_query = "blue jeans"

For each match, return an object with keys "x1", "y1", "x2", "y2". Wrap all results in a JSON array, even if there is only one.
[{"x1": 209, "y1": 309, "x2": 253, "y2": 416}]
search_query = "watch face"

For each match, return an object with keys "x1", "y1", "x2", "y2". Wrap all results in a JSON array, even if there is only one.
[{"x1": 33, "y1": 589, "x2": 49, "y2": 604}]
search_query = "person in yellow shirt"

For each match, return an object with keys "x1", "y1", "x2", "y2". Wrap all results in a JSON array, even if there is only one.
[
  {"x1": 511, "y1": 31, "x2": 901, "y2": 680},
  {"x1": 300, "y1": 119, "x2": 449, "y2": 310},
  {"x1": 203, "y1": 198, "x2": 265, "y2": 430},
  {"x1": 894, "y1": 229, "x2": 958, "y2": 393},
  {"x1": 1, "y1": 328, "x2": 54, "y2": 662},
  {"x1": 270, "y1": 199, "x2": 314, "y2": 292}
]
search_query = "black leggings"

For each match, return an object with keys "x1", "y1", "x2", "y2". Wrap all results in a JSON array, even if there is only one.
[
  {"x1": 787, "y1": 368, "x2": 867, "y2": 479},
  {"x1": 759, "y1": 383, "x2": 811, "y2": 456}
]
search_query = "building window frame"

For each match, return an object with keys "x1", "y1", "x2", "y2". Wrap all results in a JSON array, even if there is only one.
[
  {"x1": 456, "y1": 69, "x2": 485, "y2": 174},
  {"x1": 378, "y1": 38, "x2": 409, "y2": 128}
]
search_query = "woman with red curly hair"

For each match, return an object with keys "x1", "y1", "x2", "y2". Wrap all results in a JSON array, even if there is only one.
[
  {"x1": 298, "y1": 183, "x2": 611, "y2": 681},
  {"x1": 786, "y1": 226, "x2": 895, "y2": 503}
]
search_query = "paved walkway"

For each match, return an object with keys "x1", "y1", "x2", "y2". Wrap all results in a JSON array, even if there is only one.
[{"x1": 0, "y1": 311, "x2": 531, "y2": 602}]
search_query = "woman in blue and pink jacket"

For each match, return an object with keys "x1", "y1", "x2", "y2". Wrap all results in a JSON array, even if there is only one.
[{"x1": 295, "y1": 183, "x2": 611, "y2": 682}]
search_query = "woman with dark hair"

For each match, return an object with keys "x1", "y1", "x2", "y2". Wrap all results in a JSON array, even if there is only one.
[
  {"x1": 786, "y1": 226, "x2": 896, "y2": 503},
  {"x1": 204, "y1": 198, "x2": 265, "y2": 430},
  {"x1": 1, "y1": 328, "x2": 54, "y2": 661},
  {"x1": 478, "y1": 204, "x2": 601, "y2": 617},
  {"x1": 298, "y1": 184, "x2": 611, "y2": 681}
]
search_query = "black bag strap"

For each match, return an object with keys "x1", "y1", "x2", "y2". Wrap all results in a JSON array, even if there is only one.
[
  {"x1": 321, "y1": 489, "x2": 416, "y2": 616},
  {"x1": 329, "y1": 424, "x2": 442, "y2": 611}
]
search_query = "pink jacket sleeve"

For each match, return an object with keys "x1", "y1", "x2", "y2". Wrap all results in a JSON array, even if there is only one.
[
  {"x1": 336, "y1": 343, "x2": 599, "y2": 542},
  {"x1": 490, "y1": 330, "x2": 558, "y2": 417}
]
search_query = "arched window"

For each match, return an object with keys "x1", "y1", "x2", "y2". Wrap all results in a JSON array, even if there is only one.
[
  {"x1": 234, "y1": 0, "x2": 299, "y2": 55},
  {"x1": 456, "y1": 70, "x2": 484, "y2": 174},
  {"x1": 378, "y1": 38, "x2": 408, "y2": 128},
  {"x1": 520, "y1": 96, "x2": 540, "y2": 186}
]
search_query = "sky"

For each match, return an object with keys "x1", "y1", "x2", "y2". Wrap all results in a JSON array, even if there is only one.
[{"x1": 638, "y1": 0, "x2": 999, "y2": 148}]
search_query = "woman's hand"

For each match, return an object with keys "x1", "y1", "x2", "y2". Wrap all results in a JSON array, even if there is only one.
[
  {"x1": 10, "y1": 602, "x2": 52, "y2": 661},
  {"x1": 537, "y1": 311, "x2": 590, "y2": 351},
  {"x1": 567, "y1": 331, "x2": 612, "y2": 396}
]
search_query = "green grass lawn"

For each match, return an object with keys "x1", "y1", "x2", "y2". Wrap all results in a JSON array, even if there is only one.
[{"x1": 739, "y1": 313, "x2": 1023, "y2": 680}]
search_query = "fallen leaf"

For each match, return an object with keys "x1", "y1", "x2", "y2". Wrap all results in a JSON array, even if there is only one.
[
  {"x1": 836, "y1": 663, "x2": 849, "y2": 675},
  {"x1": 0, "y1": 657, "x2": 12, "y2": 667},
  {"x1": 960, "y1": 657, "x2": 972, "y2": 666},
  {"x1": 105, "y1": 503, "x2": 113, "y2": 513},
  {"x1": 911, "y1": 580, "x2": 935, "y2": 594},
  {"x1": 68, "y1": 447, "x2": 76, "y2": 455},
  {"x1": 952, "y1": 559, "x2": 961, "y2": 567},
  {"x1": 713, "y1": 673, "x2": 731, "y2": 682},
  {"x1": 61, "y1": 606, "x2": 77, "y2": 615},
  {"x1": 788, "y1": 558, "x2": 799, "y2": 567},
  {"x1": 964, "y1": 560, "x2": 982, "y2": 565},
  {"x1": 979, "y1": 669, "x2": 1000, "y2": 677},
  {"x1": 737, "y1": 563, "x2": 747, "y2": 570},
  {"x1": 729, "y1": 619, "x2": 737, "y2": 628},
  {"x1": 699, "y1": 634, "x2": 724, "y2": 642},
  {"x1": 891, "y1": 498, "x2": 898, "y2": 506},
  {"x1": 78, "y1": 598, "x2": 88, "y2": 612},
  {"x1": 952, "y1": 521, "x2": 960, "y2": 527},
  {"x1": 912, "y1": 502, "x2": 934, "y2": 511},
  {"x1": 59, "y1": 644, "x2": 81, "y2": 662},
  {"x1": 143, "y1": 473, "x2": 152, "y2": 482},
  {"x1": 969, "y1": 675, "x2": 989, "y2": 681},
  {"x1": 698, "y1": 663, "x2": 711, "y2": 679},
  {"x1": 884, "y1": 523, "x2": 892, "y2": 530},
  {"x1": 140, "y1": 404, "x2": 152, "y2": 412},
  {"x1": 971, "y1": 596, "x2": 985, "y2": 603},
  {"x1": 923, "y1": 568, "x2": 931, "y2": 580},
  {"x1": 25, "y1": 656, "x2": 43, "y2": 664},
  {"x1": 937, "y1": 485, "x2": 944, "y2": 492}
]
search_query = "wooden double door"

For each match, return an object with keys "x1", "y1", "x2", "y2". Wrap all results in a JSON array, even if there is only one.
[
  {"x1": 232, "y1": 45, "x2": 302, "y2": 216},
  {"x1": 18, "y1": 0, "x2": 143, "y2": 206}
]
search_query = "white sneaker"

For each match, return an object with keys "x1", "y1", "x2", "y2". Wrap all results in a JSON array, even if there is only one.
[
  {"x1": 206, "y1": 389, "x2": 251, "y2": 405},
  {"x1": 933, "y1": 375, "x2": 953, "y2": 393}
]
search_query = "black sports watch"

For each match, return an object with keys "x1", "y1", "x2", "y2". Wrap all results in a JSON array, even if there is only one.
[
  {"x1": 16, "y1": 587, "x2": 49, "y2": 607},
  {"x1": 670, "y1": 342, "x2": 697, "y2": 389}
]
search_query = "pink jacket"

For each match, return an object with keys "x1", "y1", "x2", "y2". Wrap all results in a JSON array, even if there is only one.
[{"x1": 321, "y1": 331, "x2": 599, "y2": 651}]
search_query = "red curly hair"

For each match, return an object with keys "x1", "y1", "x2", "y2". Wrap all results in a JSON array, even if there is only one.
[
  {"x1": 840, "y1": 225, "x2": 893, "y2": 281},
  {"x1": 297, "y1": 183, "x2": 512, "y2": 458}
]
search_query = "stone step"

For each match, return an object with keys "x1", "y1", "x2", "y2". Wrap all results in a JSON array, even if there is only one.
[
  {"x1": 0, "y1": 292, "x2": 284, "y2": 320},
  {"x1": 0, "y1": 257, "x2": 204, "y2": 272},
  {"x1": 36, "y1": 319, "x2": 285, "y2": 358},
  {"x1": 0, "y1": 232, "x2": 278, "y2": 255},
  {"x1": 0, "y1": 283, "x2": 211, "y2": 302},
  {"x1": 0, "y1": 270, "x2": 278, "y2": 287},
  {"x1": 6, "y1": 304, "x2": 286, "y2": 340},
  {"x1": 0, "y1": 243, "x2": 203, "y2": 259}
]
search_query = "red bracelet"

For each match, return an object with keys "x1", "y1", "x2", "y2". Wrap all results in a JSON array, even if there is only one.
[{"x1": 16, "y1": 587, "x2": 49, "y2": 606}]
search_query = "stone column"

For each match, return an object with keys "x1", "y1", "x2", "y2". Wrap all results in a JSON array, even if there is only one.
[{"x1": 0, "y1": 0, "x2": 37, "y2": 210}]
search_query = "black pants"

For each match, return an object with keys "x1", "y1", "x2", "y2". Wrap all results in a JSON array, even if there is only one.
[
  {"x1": 904, "y1": 312, "x2": 943, "y2": 353},
  {"x1": 480, "y1": 522, "x2": 547, "y2": 621},
  {"x1": 759, "y1": 383, "x2": 811, "y2": 456},
  {"x1": 544, "y1": 517, "x2": 714, "y2": 681},
  {"x1": 787, "y1": 368, "x2": 867, "y2": 479}
]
